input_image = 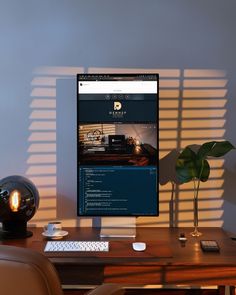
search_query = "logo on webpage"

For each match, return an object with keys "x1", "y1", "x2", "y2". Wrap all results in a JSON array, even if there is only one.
[
  {"x1": 114, "y1": 101, "x2": 122, "y2": 110},
  {"x1": 109, "y1": 101, "x2": 126, "y2": 119}
]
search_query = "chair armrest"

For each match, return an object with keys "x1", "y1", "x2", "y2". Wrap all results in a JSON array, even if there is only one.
[{"x1": 86, "y1": 284, "x2": 125, "y2": 295}]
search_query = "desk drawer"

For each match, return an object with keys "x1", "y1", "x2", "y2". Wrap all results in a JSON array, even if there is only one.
[
  {"x1": 104, "y1": 266, "x2": 164, "y2": 284},
  {"x1": 55, "y1": 265, "x2": 104, "y2": 285},
  {"x1": 104, "y1": 265, "x2": 236, "y2": 286}
]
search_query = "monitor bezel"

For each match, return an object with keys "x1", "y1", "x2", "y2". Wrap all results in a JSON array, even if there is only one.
[{"x1": 77, "y1": 73, "x2": 159, "y2": 217}]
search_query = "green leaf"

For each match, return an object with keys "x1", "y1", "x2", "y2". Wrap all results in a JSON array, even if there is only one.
[
  {"x1": 207, "y1": 141, "x2": 235, "y2": 157},
  {"x1": 176, "y1": 147, "x2": 198, "y2": 183},
  {"x1": 176, "y1": 140, "x2": 234, "y2": 185},
  {"x1": 198, "y1": 141, "x2": 235, "y2": 158},
  {"x1": 178, "y1": 146, "x2": 196, "y2": 162},
  {"x1": 176, "y1": 147, "x2": 211, "y2": 183},
  {"x1": 197, "y1": 142, "x2": 216, "y2": 159},
  {"x1": 196, "y1": 159, "x2": 210, "y2": 182}
]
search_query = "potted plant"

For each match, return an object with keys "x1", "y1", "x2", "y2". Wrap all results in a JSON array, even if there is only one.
[{"x1": 176, "y1": 140, "x2": 235, "y2": 236}]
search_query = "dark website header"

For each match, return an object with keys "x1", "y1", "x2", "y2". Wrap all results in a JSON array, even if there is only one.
[{"x1": 78, "y1": 74, "x2": 158, "y2": 81}]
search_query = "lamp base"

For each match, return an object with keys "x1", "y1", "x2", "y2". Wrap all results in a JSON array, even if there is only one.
[
  {"x1": 0, "y1": 220, "x2": 32, "y2": 239},
  {"x1": 190, "y1": 227, "x2": 202, "y2": 237}
]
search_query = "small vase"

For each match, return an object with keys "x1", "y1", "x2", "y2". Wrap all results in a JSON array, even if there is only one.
[{"x1": 190, "y1": 196, "x2": 202, "y2": 237}]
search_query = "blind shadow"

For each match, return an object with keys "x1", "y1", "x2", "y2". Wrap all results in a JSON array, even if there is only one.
[{"x1": 27, "y1": 66, "x2": 227, "y2": 229}]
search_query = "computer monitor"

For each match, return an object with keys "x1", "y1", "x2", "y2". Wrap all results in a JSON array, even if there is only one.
[{"x1": 77, "y1": 74, "x2": 159, "y2": 234}]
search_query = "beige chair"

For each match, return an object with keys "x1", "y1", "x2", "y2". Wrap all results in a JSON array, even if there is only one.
[{"x1": 0, "y1": 245, "x2": 125, "y2": 295}]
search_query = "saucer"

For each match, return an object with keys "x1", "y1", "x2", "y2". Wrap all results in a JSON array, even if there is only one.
[{"x1": 42, "y1": 230, "x2": 68, "y2": 240}]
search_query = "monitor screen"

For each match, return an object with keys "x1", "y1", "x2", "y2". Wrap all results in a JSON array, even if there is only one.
[{"x1": 77, "y1": 74, "x2": 159, "y2": 216}]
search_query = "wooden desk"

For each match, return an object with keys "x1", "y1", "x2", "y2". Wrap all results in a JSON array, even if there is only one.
[{"x1": 1, "y1": 227, "x2": 236, "y2": 294}]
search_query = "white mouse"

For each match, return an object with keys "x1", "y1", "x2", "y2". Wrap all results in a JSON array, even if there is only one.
[{"x1": 132, "y1": 242, "x2": 146, "y2": 251}]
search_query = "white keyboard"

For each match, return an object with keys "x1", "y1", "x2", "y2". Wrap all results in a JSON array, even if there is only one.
[{"x1": 44, "y1": 241, "x2": 109, "y2": 252}]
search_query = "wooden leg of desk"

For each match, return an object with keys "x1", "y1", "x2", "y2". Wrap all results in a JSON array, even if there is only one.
[
  {"x1": 217, "y1": 286, "x2": 236, "y2": 295},
  {"x1": 230, "y1": 286, "x2": 235, "y2": 295},
  {"x1": 217, "y1": 286, "x2": 224, "y2": 295}
]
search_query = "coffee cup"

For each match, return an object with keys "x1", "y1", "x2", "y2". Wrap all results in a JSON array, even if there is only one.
[{"x1": 44, "y1": 221, "x2": 62, "y2": 235}]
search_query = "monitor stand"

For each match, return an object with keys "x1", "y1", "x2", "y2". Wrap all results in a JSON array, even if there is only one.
[
  {"x1": 100, "y1": 227, "x2": 136, "y2": 238},
  {"x1": 100, "y1": 217, "x2": 136, "y2": 238}
]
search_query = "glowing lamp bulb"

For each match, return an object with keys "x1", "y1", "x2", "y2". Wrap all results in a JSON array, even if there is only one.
[
  {"x1": 135, "y1": 139, "x2": 140, "y2": 146},
  {"x1": 9, "y1": 190, "x2": 21, "y2": 212}
]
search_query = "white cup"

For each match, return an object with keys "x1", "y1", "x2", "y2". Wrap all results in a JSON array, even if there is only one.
[{"x1": 44, "y1": 221, "x2": 62, "y2": 235}]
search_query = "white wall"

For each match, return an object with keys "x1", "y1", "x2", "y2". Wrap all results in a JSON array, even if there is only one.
[{"x1": 0, "y1": 0, "x2": 236, "y2": 232}]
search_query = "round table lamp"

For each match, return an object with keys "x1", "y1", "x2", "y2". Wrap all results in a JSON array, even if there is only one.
[{"x1": 0, "y1": 175, "x2": 39, "y2": 239}]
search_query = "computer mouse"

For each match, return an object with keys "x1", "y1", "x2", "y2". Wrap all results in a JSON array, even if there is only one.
[{"x1": 132, "y1": 242, "x2": 146, "y2": 251}]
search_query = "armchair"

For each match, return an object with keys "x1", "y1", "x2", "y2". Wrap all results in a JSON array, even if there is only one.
[{"x1": 0, "y1": 245, "x2": 124, "y2": 295}]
